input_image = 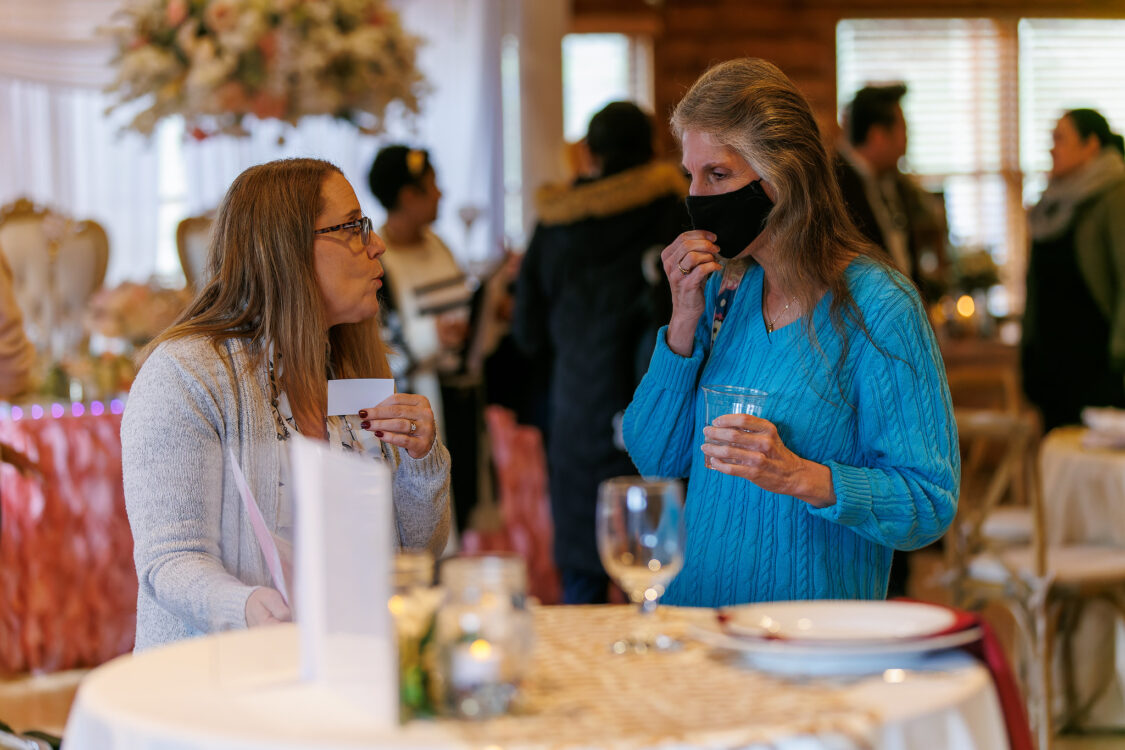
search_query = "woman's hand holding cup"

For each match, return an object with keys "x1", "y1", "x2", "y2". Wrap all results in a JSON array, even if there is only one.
[
  {"x1": 702, "y1": 414, "x2": 807, "y2": 495},
  {"x1": 700, "y1": 384, "x2": 835, "y2": 508}
]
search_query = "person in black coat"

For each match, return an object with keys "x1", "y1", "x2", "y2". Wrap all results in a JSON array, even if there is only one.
[
  {"x1": 835, "y1": 84, "x2": 948, "y2": 303},
  {"x1": 513, "y1": 101, "x2": 689, "y2": 604}
]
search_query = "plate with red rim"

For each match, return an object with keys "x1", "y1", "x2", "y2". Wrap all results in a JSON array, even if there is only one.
[{"x1": 691, "y1": 600, "x2": 982, "y2": 675}]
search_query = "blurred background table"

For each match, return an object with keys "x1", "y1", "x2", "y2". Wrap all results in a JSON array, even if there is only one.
[
  {"x1": 0, "y1": 401, "x2": 137, "y2": 675},
  {"x1": 1038, "y1": 426, "x2": 1125, "y2": 729},
  {"x1": 1041, "y1": 427, "x2": 1125, "y2": 546},
  {"x1": 65, "y1": 606, "x2": 1008, "y2": 750}
]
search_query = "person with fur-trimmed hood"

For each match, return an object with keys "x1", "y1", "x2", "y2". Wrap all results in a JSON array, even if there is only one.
[{"x1": 513, "y1": 101, "x2": 689, "y2": 604}]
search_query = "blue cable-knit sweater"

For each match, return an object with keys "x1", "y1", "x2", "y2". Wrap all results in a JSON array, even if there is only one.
[{"x1": 622, "y1": 257, "x2": 959, "y2": 607}]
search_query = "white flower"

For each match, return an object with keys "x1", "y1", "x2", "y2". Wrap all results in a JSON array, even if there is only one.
[
  {"x1": 114, "y1": 46, "x2": 180, "y2": 93},
  {"x1": 174, "y1": 19, "x2": 202, "y2": 56}
]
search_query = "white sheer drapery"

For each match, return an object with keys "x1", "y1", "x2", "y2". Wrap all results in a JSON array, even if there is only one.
[
  {"x1": 0, "y1": 0, "x2": 564, "y2": 284},
  {"x1": 180, "y1": 0, "x2": 508, "y2": 268},
  {"x1": 0, "y1": 0, "x2": 161, "y2": 284},
  {"x1": 0, "y1": 79, "x2": 161, "y2": 285}
]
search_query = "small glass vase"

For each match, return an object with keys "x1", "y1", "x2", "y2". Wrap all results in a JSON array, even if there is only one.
[{"x1": 432, "y1": 555, "x2": 534, "y2": 719}]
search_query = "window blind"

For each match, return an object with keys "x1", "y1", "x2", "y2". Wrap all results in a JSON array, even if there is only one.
[
  {"x1": 1019, "y1": 19, "x2": 1125, "y2": 197},
  {"x1": 837, "y1": 19, "x2": 1012, "y2": 178},
  {"x1": 837, "y1": 18, "x2": 1022, "y2": 310}
]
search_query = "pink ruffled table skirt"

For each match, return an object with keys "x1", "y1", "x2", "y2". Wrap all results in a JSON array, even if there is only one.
[{"x1": 0, "y1": 407, "x2": 137, "y2": 673}]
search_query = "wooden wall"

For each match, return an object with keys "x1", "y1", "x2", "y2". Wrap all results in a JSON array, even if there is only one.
[{"x1": 572, "y1": 0, "x2": 1125, "y2": 155}]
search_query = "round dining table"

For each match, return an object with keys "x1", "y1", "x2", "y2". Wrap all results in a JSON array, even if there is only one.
[
  {"x1": 63, "y1": 605, "x2": 1008, "y2": 750},
  {"x1": 1038, "y1": 425, "x2": 1125, "y2": 728},
  {"x1": 1041, "y1": 425, "x2": 1125, "y2": 546}
]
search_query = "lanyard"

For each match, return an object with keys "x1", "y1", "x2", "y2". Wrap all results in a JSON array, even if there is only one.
[{"x1": 709, "y1": 259, "x2": 750, "y2": 349}]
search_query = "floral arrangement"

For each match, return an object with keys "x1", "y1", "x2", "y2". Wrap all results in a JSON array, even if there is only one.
[
  {"x1": 85, "y1": 281, "x2": 193, "y2": 346},
  {"x1": 104, "y1": 0, "x2": 427, "y2": 136},
  {"x1": 41, "y1": 353, "x2": 137, "y2": 400},
  {"x1": 953, "y1": 248, "x2": 1000, "y2": 292}
]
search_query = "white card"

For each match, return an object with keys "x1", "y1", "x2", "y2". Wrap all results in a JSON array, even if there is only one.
[
  {"x1": 326, "y1": 378, "x2": 395, "y2": 416},
  {"x1": 288, "y1": 433, "x2": 396, "y2": 726}
]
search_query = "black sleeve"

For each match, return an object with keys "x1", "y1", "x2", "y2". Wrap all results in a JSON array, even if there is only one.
[{"x1": 512, "y1": 224, "x2": 549, "y2": 357}]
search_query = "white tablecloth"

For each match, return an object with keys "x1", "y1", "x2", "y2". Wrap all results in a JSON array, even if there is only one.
[
  {"x1": 1040, "y1": 427, "x2": 1125, "y2": 727},
  {"x1": 64, "y1": 606, "x2": 1007, "y2": 750},
  {"x1": 1042, "y1": 426, "x2": 1125, "y2": 546}
]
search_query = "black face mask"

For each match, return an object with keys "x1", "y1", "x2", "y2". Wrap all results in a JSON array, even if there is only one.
[{"x1": 684, "y1": 179, "x2": 774, "y2": 259}]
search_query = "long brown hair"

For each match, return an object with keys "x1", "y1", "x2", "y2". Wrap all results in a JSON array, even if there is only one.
[
  {"x1": 671, "y1": 57, "x2": 897, "y2": 391},
  {"x1": 145, "y1": 158, "x2": 390, "y2": 423}
]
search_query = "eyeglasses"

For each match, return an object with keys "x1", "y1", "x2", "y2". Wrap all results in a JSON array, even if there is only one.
[{"x1": 313, "y1": 216, "x2": 373, "y2": 245}]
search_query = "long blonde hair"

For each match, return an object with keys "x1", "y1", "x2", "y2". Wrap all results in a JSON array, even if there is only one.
[
  {"x1": 672, "y1": 58, "x2": 895, "y2": 385},
  {"x1": 146, "y1": 158, "x2": 390, "y2": 421}
]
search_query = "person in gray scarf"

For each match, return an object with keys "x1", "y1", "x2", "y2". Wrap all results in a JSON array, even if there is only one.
[{"x1": 1022, "y1": 108, "x2": 1125, "y2": 431}]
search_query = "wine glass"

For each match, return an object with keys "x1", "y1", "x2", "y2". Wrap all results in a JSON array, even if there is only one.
[
  {"x1": 596, "y1": 476, "x2": 686, "y2": 653},
  {"x1": 457, "y1": 204, "x2": 482, "y2": 263}
]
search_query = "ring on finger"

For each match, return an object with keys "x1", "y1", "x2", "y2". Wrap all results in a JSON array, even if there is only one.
[
  {"x1": 677, "y1": 261, "x2": 690, "y2": 275},
  {"x1": 409, "y1": 420, "x2": 417, "y2": 434}
]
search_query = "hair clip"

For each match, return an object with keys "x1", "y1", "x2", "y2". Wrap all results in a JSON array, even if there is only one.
[{"x1": 406, "y1": 148, "x2": 426, "y2": 178}]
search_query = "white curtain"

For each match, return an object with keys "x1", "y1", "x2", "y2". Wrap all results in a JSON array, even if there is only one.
[
  {"x1": 181, "y1": 0, "x2": 508, "y2": 268},
  {"x1": 0, "y1": 0, "x2": 564, "y2": 284},
  {"x1": 0, "y1": 0, "x2": 162, "y2": 285}
]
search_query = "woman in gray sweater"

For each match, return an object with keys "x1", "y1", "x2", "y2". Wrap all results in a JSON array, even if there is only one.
[{"x1": 123, "y1": 159, "x2": 451, "y2": 650}]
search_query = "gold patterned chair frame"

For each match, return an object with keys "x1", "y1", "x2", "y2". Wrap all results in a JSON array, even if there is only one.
[
  {"x1": 176, "y1": 214, "x2": 213, "y2": 289},
  {"x1": 948, "y1": 408, "x2": 1125, "y2": 749},
  {"x1": 0, "y1": 198, "x2": 109, "y2": 355}
]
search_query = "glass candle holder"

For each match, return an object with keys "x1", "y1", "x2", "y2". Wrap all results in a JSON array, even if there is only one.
[{"x1": 433, "y1": 554, "x2": 534, "y2": 719}]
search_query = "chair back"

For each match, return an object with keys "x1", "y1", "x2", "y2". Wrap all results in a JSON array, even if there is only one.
[
  {"x1": 176, "y1": 214, "x2": 213, "y2": 289},
  {"x1": 461, "y1": 405, "x2": 560, "y2": 604},
  {"x1": 0, "y1": 198, "x2": 109, "y2": 355},
  {"x1": 946, "y1": 364, "x2": 1022, "y2": 414},
  {"x1": 948, "y1": 408, "x2": 1046, "y2": 583}
]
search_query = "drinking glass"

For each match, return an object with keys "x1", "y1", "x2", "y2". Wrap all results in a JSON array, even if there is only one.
[
  {"x1": 701, "y1": 384, "x2": 769, "y2": 467},
  {"x1": 390, "y1": 551, "x2": 439, "y2": 719},
  {"x1": 596, "y1": 476, "x2": 685, "y2": 653}
]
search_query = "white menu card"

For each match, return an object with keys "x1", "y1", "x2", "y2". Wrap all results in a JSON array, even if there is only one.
[{"x1": 288, "y1": 433, "x2": 396, "y2": 726}]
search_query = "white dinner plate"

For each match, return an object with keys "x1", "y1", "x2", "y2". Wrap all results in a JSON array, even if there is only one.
[
  {"x1": 1082, "y1": 406, "x2": 1125, "y2": 435},
  {"x1": 692, "y1": 624, "x2": 982, "y2": 675},
  {"x1": 719, "y1": 599, "x2": 957, "y2": 644},
  {"x1": 690, "y1": 600, "x2": 980, "y2": 676}
]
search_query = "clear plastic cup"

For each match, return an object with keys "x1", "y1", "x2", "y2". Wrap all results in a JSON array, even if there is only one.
[
  {"x1": 702, "y1": 384, "x2": 769, "y2": 423},
  {"x1": 701, "y1": 385, "x2": 769, "y2": 467}
]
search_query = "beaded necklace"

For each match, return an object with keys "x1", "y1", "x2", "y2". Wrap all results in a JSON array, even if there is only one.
[{"x1": 267, "y1": 352, "x2": 364, "y2": 451}]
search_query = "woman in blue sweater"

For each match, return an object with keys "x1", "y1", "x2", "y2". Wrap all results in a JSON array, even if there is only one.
[{"x1": 623, "y1": 58, "x2": 958, "y2": 607}]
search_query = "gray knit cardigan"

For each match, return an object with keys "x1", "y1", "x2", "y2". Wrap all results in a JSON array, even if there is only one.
[{"x1": 122, "y1": 335, "x2": 451, "y2": 650}]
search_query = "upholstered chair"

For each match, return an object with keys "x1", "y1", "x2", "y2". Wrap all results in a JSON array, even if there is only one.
[{"x1": 0, "y1": 198, "x2": 108, "y2": 356}]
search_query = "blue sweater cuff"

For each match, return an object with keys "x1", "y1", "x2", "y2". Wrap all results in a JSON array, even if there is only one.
[
  {"x1": 808, "y1": 461, "x2": 873, "y2": 527},
  {"x1": 648, "y1": 325, "x2": 705, "y2": 393}
]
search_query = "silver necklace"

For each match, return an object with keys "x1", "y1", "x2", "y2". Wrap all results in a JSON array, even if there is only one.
[{"x1": 765, "y1": 295, "x2": 799, "y2": 333}]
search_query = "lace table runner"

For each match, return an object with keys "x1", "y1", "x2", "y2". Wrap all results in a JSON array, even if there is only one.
[{"x1": 442, "y1": 605, "x2": 877, "y2": 750}]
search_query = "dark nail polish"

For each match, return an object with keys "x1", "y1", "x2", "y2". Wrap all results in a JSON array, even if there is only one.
[
  {"x1": 360, "y1": 420, "x2": 370, "y2": 430},
  {"x1": 374, "y1": 430, "x2": 384, "y2": 438},
  {"x1": 358, "y1": 409, "x2": 367, "y2": 419}
]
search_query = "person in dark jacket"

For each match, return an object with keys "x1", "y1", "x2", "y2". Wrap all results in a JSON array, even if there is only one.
[
  {"x1": 1022, "y1": 108, "x2": 1125, "y2": 432},
  {"x1": 835, "y1": 84, "x2": 948, "y2": 303},
  {"x1": 513, "y1": 101, "x2": 689, "y2": 604}
]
